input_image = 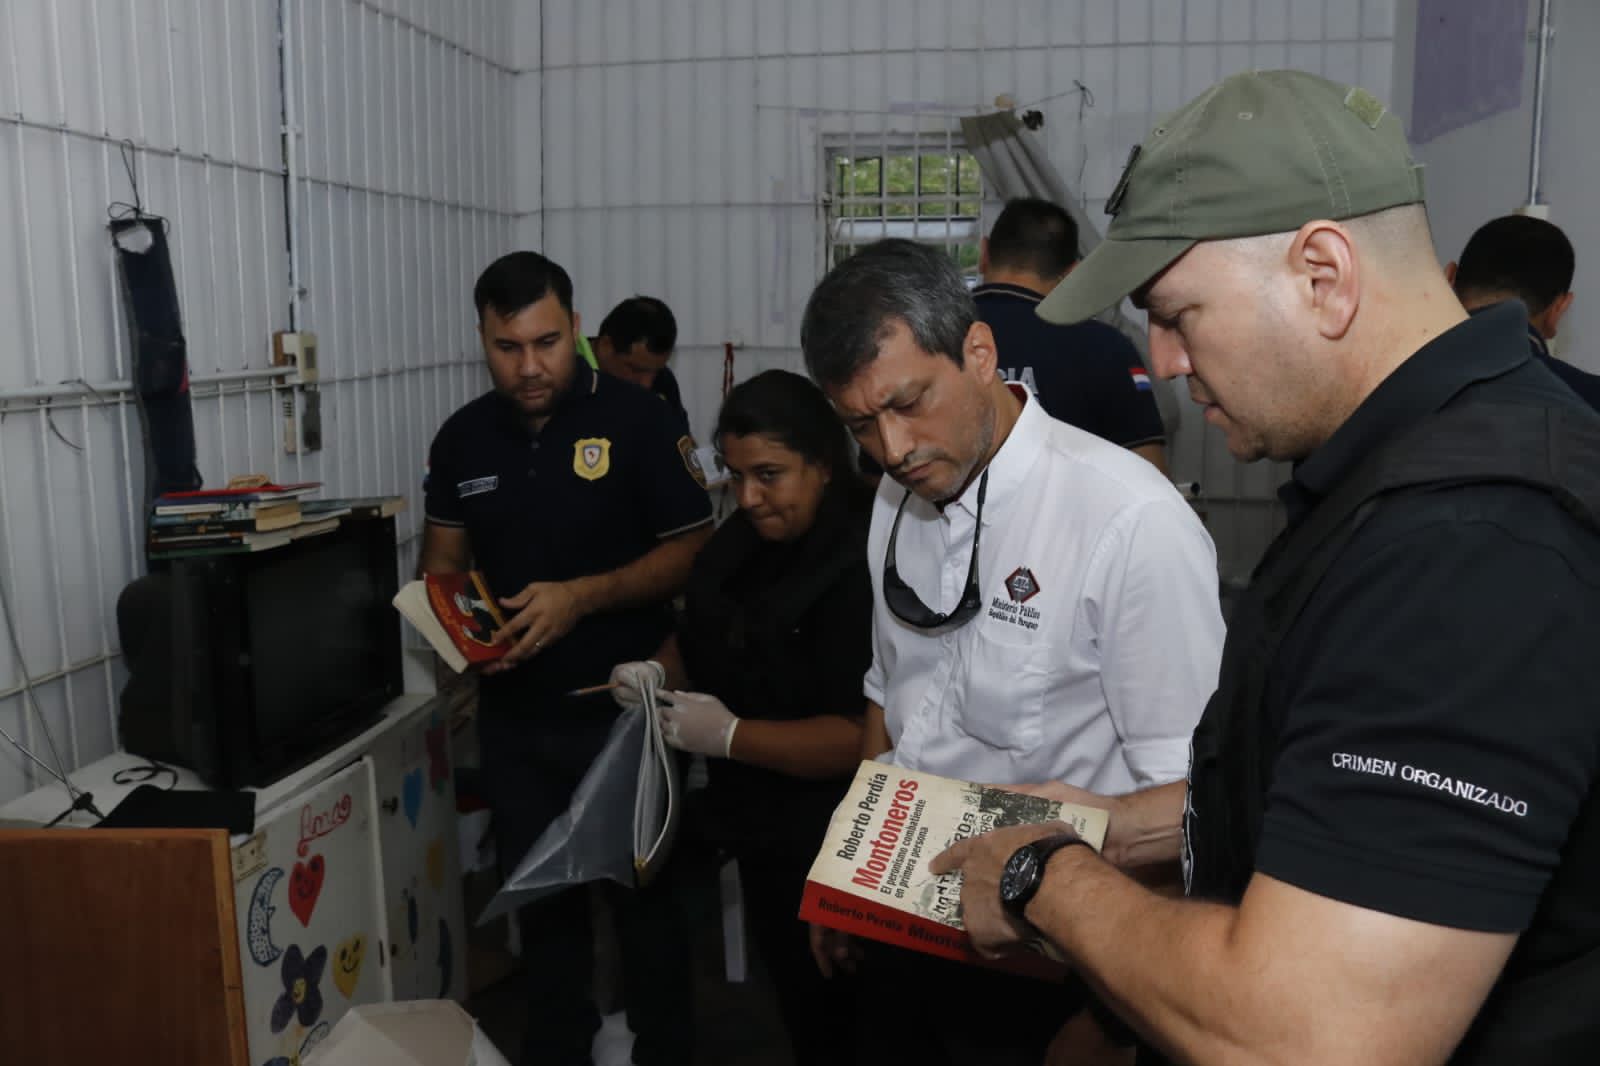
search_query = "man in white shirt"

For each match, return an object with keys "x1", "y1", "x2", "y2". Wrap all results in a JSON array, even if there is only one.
[{"x1": 800, "y1": 238, "x2": 1224, "y2": 1064}]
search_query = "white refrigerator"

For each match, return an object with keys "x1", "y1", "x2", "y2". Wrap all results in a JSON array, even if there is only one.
[{"x1": 228, "y1": 703, "x2": 468, "y2": 1064}]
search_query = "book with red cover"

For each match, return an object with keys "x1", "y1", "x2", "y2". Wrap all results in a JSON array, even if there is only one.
[
  {"x1": 392, "y1": 572, "x2": 508, "y2": 672},
  {"x1": 154, "y1": 481, "x2": 322, "y2": 510},
  {"x1": 798, "y1": 760, "x2": 1109, "y2": 978},
  {"x1": 157, "y1": 480, "x2": 321, "y2": 499}
]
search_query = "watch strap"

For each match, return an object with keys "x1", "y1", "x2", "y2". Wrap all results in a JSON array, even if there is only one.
[{"x1": 1004, "y1": 832, "x2": 1091, "y2": 916}]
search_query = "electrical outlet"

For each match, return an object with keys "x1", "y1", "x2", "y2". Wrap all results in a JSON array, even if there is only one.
[
  {"x1": 299, "y1": 331, "x2": 319, "y2": 383},
  {"x1": 281, "y1": 389, "x2": 300, "y2": 455},
  {"x1": 272, "y1": 330, "x2": 319, "y2": 379},
  {"x1": 271, "y1": 330, "x2": 319, "y2": 454},
  {"x1": 302, "y1": 388, "x2": 323, "y2": 453}
]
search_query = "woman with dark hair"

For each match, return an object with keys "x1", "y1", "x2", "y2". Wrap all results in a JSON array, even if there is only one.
[{"x1": 611, "y1": 368, "x2": 872, "y2": 1065}]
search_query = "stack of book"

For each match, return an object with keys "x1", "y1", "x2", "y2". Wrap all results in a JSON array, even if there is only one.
[{"x1": 147, "y1": 483, "x2": 408, "y2": 559}]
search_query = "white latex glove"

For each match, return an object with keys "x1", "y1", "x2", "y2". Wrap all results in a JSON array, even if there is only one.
[
  {"x1": 609, "y1": 660, "x2": 666, "y2": 710},
  {"x1": 657, "y1": 690, "x2": 740, "y2": 758}
]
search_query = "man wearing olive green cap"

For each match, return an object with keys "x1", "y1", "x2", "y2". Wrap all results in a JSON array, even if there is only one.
[{"x1": 932, "y1": 70, "x2": 1600, "y2": 1065}]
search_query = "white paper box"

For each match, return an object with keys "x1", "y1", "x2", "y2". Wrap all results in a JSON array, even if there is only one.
[{"x1": 303, "y1": 1000, "x2": 511, "y2": 1066}]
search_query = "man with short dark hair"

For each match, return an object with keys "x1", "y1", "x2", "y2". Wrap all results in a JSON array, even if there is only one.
[
  {"x1": 802, "y1": 237, "x2": 1224, "y2": 1064},
  {"x1": 593, "y1": 295, "x2": 691, "y2": 433},
  {"x1": 980, "y1": 197, "x2": 1169, "y2": 473},
  {"x1": 937, "y1": 70, "x2": 1600, "y2": 1065},
  {"x1": 1447, "y1": 214, "x2": 1600, "y2": 411},
  {"x1": 419, "y1": 251, "x2": 711, "y2": 1066}
]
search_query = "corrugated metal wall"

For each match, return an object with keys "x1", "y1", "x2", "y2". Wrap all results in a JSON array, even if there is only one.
[
  {"x1": 0, "y1": 0, "x2": 518, "y2": 805},
  {"x1": 0, "y1": 0, "x2": 1400, "y2": 806},
  {"x1": 532, "y1": 0, "x2": 1397, "y2": 582}
]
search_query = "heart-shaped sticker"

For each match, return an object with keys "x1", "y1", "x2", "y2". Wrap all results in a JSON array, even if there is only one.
[
  {"x1": 402, "y1": 768, "x2": 424, "y2": 828},
  {"x1": 289, "y1": 855, "x2": 326, "y2": 927}
]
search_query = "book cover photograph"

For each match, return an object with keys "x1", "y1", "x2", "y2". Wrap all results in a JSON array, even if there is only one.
[
  {"x1": 800, "y1": 760, "x2": 1109, "y2": 975},
  {"x1": 392, "y1": 571, "x2": 508, "y2": 672}
]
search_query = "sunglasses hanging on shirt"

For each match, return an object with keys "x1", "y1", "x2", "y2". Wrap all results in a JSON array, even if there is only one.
[{"x1": 882, "y1": 469, "x2": 988, "y2": 631}]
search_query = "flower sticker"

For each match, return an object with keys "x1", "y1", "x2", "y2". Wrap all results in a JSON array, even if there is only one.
[{"x1": 269, "y1": 944, "x2": 327, "y2": 1034}]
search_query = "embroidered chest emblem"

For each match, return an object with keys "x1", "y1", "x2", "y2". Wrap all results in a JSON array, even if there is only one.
[
  {"x1": 1005, "y1": 567, "x2": 1041, "y2": 603},
  {"x1": 574, "y1": 437, "x2": 611, "y2": 480}
]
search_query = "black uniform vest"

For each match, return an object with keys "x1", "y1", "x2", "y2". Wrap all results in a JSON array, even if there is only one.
[{"x1": 1184, "y1": 402, "x2": 1600, "y2": 1063}]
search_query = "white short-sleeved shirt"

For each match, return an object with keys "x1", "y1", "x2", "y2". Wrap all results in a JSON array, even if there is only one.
[{"x1": 864, "y1": 386, "x2": 1224, "y2": 794}]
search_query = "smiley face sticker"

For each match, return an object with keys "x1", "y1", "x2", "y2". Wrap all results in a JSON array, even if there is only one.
[{"x1": 332, "y1": 933, "x2": 366, "y2": 999}]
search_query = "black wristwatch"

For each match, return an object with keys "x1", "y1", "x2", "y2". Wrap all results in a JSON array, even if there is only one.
[{"x1": 999, "y1": 832, "x2": 1090, "y2": 918}]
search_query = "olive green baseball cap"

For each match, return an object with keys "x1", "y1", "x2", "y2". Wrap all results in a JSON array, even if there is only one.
[{"x1": 1037, "y1": 69, "x2": 1425, "y2": 325}]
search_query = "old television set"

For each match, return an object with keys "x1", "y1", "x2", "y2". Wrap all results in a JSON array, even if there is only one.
[{"x1": 116, "y1": 515, "x2": 403, "y2": 788}]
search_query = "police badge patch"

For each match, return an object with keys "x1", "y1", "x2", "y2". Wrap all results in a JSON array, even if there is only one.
[
  {"x1": 573, "y1": 437, "x2": 611, "y2": 480},
  {"x1": 677, "y1": 435, "x2": 707, "y2": 489}
]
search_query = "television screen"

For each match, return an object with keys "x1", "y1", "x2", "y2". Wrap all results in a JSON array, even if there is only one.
[
  {"x1": 118, "y1": 515, "x2": 402, "y2": 787},
  {"x1": 245, "y1": 532, "x2": 396, "y2": 753}
]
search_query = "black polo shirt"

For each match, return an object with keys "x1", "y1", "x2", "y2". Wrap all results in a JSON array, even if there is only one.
[
  {"x1": 1530, "y1": 327, "x2": 1600, "y2": 414},
  {"x1": 975, "y1": 281, "x2": 1164, "y2": 448},
  {"x1": 1253, "y1": 304, "x2": 1600, "y2": 992},
  {"x1": 653, "y1": 366, "x2": 692, "y2": 436},
  {"x1": 1462, "y1": 304, "x2": 1600, "y2": 415},
  {"x1": 424, "y1": 363, "x2": 712, "y2": 706}
]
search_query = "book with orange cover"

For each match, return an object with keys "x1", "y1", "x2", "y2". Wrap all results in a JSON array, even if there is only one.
[{"x1": 392, "y1": 572, "x2": 508, "y2": 672}]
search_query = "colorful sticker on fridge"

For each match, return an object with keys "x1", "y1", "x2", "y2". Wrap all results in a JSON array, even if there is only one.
[
  {"x1": 247, "y1": 867, "x2": 286, "y2": 966},
  {"x1": 300, "y1": 1022, "x2": 331, "y2": 1061},
  {"x1": 289, "y1": 855, "x2": 326, "y2": 927},
  {"x1": 270, "y1": 944, "x2": 327, "y2": 1034},
  {"x1": 402, "y1": 768, "x2": 424, "y2": 828},
  {"x1": 296, "y1": 792, "x2": 353, "y2": 857},
  {"x1": 333, "y1": 933, "x2": 366, "y2": 1000}
]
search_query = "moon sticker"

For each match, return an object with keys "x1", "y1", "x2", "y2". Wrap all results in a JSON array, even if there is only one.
[{"x1": 247, "y1": 867, "x2": 285, "y2": 967}]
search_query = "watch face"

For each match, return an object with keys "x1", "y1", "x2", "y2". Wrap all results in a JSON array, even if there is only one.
[{"x1": 1000, "y1": 847, "x2": 1040, "y2": 905}]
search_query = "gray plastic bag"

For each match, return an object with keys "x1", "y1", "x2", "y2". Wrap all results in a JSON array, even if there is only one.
[{"x1": 479, "y1": 685, "x2": 679, "y2": 922}]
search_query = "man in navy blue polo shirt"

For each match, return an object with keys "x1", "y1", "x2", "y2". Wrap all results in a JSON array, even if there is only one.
[
  {"x1": 978, "y1": 197, "x2": 1169, "y2": 474},
  {"x1": 419, "y1": 251, "x2": 712, "y2": 1066},
  {"x1": 592, "y1": 295, "x2": 692, "y2": 436},
  {"x1": 1447, "y1": 214, "x2": 1600, "y2": 412}
]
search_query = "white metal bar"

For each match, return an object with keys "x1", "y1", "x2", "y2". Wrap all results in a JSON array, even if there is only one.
[
  {"x1": 1528, "y1": 0, "x2": 1552, "y2": 206},
  {"x1": 281, "y1": 0, "x2": 305, "y2": 332},
  {"x1": 379, "y1": 9, "x2": 398, "y2": 500},
  {"x1": 0, "y1": 362, "x2": 477, "y2": 418},
  {"x1": 312, "y1": 3, "x2": 340, "y2": 497},
  {"x1": 194, "y1": 0, "x2": 232, "y2": 483},
  {"x1": 160, "y1": 0, "x2": 192, "y2": 339},
  {"x1": 249, "y1": 0, "x2": 285, "y2": 485},
  {"x1": 2, "y1": 0, "x2": 40, "y2": 787},
  {"x1": 402, "y1": 22, "x2": 422, "y2": 526},
  {"x1": 0, "y1": 652, "x2": 123, "y2": 706},
  {"x1": 345, "y1": 0, "x2": 516, "y2": 75},
  {"x1": 87, "y1": 0, "x2": 141, "y2": 727},
  {"x1": 45, "y1": 0, "x2": 100, "y2": 768},
  {"x1": 359, "y1": 0, "x2": 375, "y2": 496},
  {"x1": 0, "y1": 113, "x2": 285, "y2": 181},
  {"x1": 288, "y1": 0, "x2": 311, "y2": 486},
  {"x1": 222, "y1": 0, "x2": 258, "y2": 480},
  {"x1": 331, "y1": 0, "x2": 354, "y2": 497},
  {"x1": 0, "y1": 366, "x2": 296, "y2": 405}
]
